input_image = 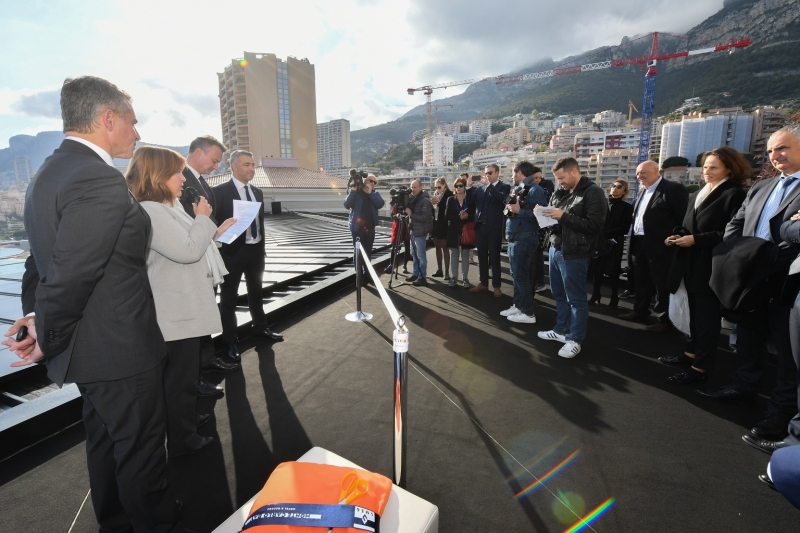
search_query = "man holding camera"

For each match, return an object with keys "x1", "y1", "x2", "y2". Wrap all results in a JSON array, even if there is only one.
[
  {"x1": 536, "y1": 157, "x2": 608, "y2": 358},
  {"x1": 404, "y1": 179, "x2": 433, "y2": 286},
  {"x1": 344, "y1": 173, "x2": 385, "y2": 286},
  {"x1": 501, "y1": 162, "x2": 548, "y2": 323}
]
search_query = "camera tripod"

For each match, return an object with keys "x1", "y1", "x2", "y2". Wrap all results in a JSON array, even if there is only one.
[{"x1": 388, "y1": 214, "x2": 411, "y2": 290}]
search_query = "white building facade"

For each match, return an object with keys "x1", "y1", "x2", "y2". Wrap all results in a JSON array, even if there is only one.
[{"x1": 316, "y1": 118, "x2": 351, "y2": 172}]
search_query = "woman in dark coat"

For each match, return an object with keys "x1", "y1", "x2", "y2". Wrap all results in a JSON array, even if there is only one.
[
  {"x1": 661, "y1": 146, "x2": 749, "y2": 384},
  {"x1": 445, "y1": 175, "x2": 476, "y2": 288},
  {"x1": 588, "y1": 179, "x2": 634, "y2": 309},
  {"x1": 431, "y1": 177, "x2": 454, "y2": 279}
]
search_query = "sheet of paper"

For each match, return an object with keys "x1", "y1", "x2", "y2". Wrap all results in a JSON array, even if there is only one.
[
  {"x1": 533, "y1": 206, "x2": 558, "y2": 229},
  {"x1": 215, "y1": 200, "x2": 261, "y2": 244}
]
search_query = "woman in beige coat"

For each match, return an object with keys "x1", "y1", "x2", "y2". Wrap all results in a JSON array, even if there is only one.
[{"x1": 126, "y1": 146, "x2": 235, "y2": 457}]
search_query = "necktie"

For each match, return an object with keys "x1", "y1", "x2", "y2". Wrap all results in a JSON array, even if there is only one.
[
  {"x1": 756, "y1": 176, "x2": 797, "y2": 241},
  {"x1": 198, "y1": 176, "x2": 212, "y2": 199},
  {"x1": 244, "y1": 185, "x2": 258, "y2": 240}
]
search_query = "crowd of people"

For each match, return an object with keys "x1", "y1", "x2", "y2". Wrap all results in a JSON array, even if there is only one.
[
  {"x1": 4, "y1": 76, "x2": 286, "y2": 532},
  {"x1": 344, "y1": 124, "x2": 800, "y2": 505}
]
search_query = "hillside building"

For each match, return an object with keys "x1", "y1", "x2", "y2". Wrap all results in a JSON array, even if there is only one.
[
  {"x1": 13, "y1": 156, "x2": 31, "y2": 183},
  {"x1": 469, "y1": 120, "x2": 493, "y2": 136},
  {"x1": 659, "y1": 111, "x2": 753, "y2": 166},
  {"x1": 423, "y1": 133, "x2": 454, "y2": 166},
  {"x1": 218, "y1": 52, "x2": 318, "y2": 171},
  {"x1": 750, "y1": 106, "x2": 787, "y2": 170},
  {"x1": 593, "y1": 110, "x2": 627, "y2": 130},
  {"x1": 486, "y1": 127, "x2": 530, "y2": 147},
  {"x1": 436, "y1": 123, "x2": 461, "y2": 135},
  {"x1": 549, "y1": 123, "x2": 596, "y2": 152},
  {"x1": 453, "y1": 133, "x2": 483, "y2": 144},
  {"x1": 317, "y1": 118, "x2": 351, "y2": 173}
]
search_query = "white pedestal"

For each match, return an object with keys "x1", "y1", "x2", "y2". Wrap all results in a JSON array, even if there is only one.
[{"x1": 211, "y1": 447, "x2": 439, "y2": 533}]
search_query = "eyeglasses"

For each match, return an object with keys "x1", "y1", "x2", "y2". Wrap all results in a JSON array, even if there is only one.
[
  {"x1": 485, "y1": 171, "x2": 494, "y2": 175},
  {"x1": 436, "y1": 186, "x2": 443, "y2": 190},
  {"x1": 455, "y1": 184, "x2": 465, "y2": 188},
  {"x1": 367, "y1": 180, "x2": 377, "y2": 184},
  {"x1": 610, "y1": 184, "x2": 624, "y2": 189}
]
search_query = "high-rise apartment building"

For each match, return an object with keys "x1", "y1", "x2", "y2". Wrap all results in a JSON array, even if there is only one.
[
  {"x1": 218, "y1": 52, "x2": 318, "y2": 171},
  {"x1": 659, "y1": 112, "x2": 753, "y2": 166},
  {"x1": 750, "y1": 106, "x2": 787, "y2": 170},
  {"x1": 13, "y1": 156, "x2": 31, "y2": 183},
  {"x1": 423, "y1": 133, "x2": 454, "y2": 166},
  {"x1": 317, "y1": 119, "x2": 351, "y2": 172}
]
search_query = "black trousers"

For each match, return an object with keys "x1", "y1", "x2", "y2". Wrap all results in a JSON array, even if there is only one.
[
  {"x1": 78, "y1": 364, "x2": 179, "y2": 533},
  {"x1": 352, "y1": 227, "x2": 375, "y2": 281},
  {"x1": 784, "y1": 289, "x2": 800, "y2": 444},
  {"x1": 219, "y1": 244, "x2": 267, "y2": 344},
  {"x1": 476, "y1": 223, "x2": 502, "y2": 288},
  {"x1": 163, "y1": 337, "x2": 201, "y2": 455},
  {"x1": 686, "y1": 292, "x2": 722, "y2": 372},
  {"x1": 732, "y1": 299, "x2": 797, "y2": 418},
  {"x1": 631, "y1": 236, "x2": 670, "y2": 321}
]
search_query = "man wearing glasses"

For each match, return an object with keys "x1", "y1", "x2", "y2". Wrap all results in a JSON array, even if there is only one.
[
  {"x1": 344, "y1": 173, "x2": 385, "y2": 286},
  {"x1": 470, "y1": 164, "x2": 511, "y2": 297}
]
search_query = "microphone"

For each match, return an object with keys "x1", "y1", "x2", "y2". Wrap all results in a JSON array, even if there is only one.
[{"x1": 184, "y1": 186, "x2": 200, "y2": 205}]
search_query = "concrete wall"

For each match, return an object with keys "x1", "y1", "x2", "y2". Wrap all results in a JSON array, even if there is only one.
[{"x1": 288, "y1": 57, "x2": 318, "y2": 171}]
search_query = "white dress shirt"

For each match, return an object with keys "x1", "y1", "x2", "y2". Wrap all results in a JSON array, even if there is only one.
[
  {"x1": 633, "y1": 176, "x2": 663, "y2": 236},
  {"x1": 66, "y1": 136, "x2": 114, "y2": 166},
  {"x1": 231, "y1": 177, "x2": 261, "y2": 244}
]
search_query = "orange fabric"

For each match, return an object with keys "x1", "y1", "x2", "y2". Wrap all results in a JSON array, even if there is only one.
[{"x1": 247, "y1": 461, "x2": 393, "y2": 532}]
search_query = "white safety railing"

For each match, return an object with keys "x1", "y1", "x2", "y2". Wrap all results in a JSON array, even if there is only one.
[{"x1": 345, "y1": 239, "x2": 409, "y2": 488}]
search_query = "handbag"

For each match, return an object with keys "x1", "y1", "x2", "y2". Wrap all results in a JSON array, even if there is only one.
[{"x1": 461, "y1": 221, "x2": 476, "y2": 246}]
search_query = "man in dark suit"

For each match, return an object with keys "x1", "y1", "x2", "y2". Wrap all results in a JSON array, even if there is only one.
[
  {"x1": 530, "y1": 166, "x2": 552, "y2": 292},
  {"x1": 469, "y1": 163, "x2": 511, "y2": 297},
  {"x1": 213, "y1": 150, "x2": 283, "y2": 361},
  {"x1": 4, "y1": 76, "x2": 180, "y2": 531},
  {"x1": 619, "y1": 160, "x2": 689, "y2": 332},
  {"x1": 180, "y1": 136, "x2": 238, "y2": 398},
  {"x1": 716, "y1": 126, "x2": 800, "y2": 453}
]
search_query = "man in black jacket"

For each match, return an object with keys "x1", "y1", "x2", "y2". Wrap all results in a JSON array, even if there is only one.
[
  {"x1": 5, "y1": 76, "x2": 180, "y2": 532},
  {"x1": 536, "y1": 157, "x2": 608, "y2": 358},
  {"x1": 530, "y1": 166, "x2": 552, "y2": 293},
  {"x1": 213, "y1": 150, "x2": 283, "y2": 362},
  {"x1": 619, "y1": 160, "x2": 689, "y2": 332},
  {"x1": 469, "y1": 164, "x2": 511, "y2": 297},
  {"x1": 180, "y1": 135, "x2": 238, "y2": 396}
]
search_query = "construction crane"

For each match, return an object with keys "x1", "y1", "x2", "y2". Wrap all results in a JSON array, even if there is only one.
[
  {"x1": 628, "y1": 100, "x2": 639, "y2": 124},
  {"x1": 495, "y1": 32, "x2": 751, "y2": 194}
]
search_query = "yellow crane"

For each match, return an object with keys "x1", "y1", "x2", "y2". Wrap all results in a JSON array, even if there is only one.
[{"x1": 628, "y1": 100, "x2": 639, "y2": 124}]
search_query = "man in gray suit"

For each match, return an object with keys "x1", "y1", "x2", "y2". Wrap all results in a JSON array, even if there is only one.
[{"x1": 4, "y1": 76, "x2": 181, "y2": 532}]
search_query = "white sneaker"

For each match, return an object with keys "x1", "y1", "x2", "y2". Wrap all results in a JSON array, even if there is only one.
[
  {"x1": 508, "y1": 313, "x2": 536, "y2": 323},
  {"x1": 558, "y1": 341, "x2": 581, "y2": 358},
  {"x1": 500, "y1": 304, "x2": 521, "y2": 316},
  {"x1": 537, "y1": 330, "x2": 567, "y2": 343}
]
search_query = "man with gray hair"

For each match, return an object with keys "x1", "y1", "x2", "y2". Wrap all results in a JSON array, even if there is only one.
[
  {"x1": 5, "y1": 76, "x2": 182, "y2": 531},
  {"x1": 213, "y1": 150, "x2": 283, "y2": 363}
]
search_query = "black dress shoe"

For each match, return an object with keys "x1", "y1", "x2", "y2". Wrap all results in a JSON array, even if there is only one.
[
  {"x1": 196, "y1": 413, "x2": 211, "y2": 426},
  {"x1": 667, "y1": 370, "x2": 708, "y2": 384},
  {"x1": 695, "y1": 385, "x2": 755, "y2": 402},
  {"x1": 751, "y1": 415, "x2": 791, "y2": 441},
  {"x1": 170, "y1": 435, "x2": 214, "y2": 458},
  {"x1": 659, "y1": 354, "x2": 694, "y2": 367},
  {"x1": 431, "y1": 270, "x2": 443, "y2": 278},
  {"x1": 608, "y1": 296, "x2": 619, "y2": 310},
  {"x1": 618, "y1": 311, "x2": 646, "y2": 321},
  {"x1": 742, "y1": 434, "x2": 789, "y2": 455},
  {"x1": 223, "y1": 343, "x2": 241, "y2": 361},
  {"x1": 202, "y1": 356, "x2": 239, "y2": 373},
  {"x1": 645, "y1": 322, "x2": 672, "y2": 333},
  {"x1": 758, "y1": 473, "x2": 777, "y2": 491},
  {"x1": 619, "y1": 290, "x2": 635, "y2": 299},
  {"x1": 251, "y1": 326, "x2": 284, "y2": 342},
  {"x1": 196, "y1": 377, "x2": 223, "y2": 397},
  {"x1": 405, "y1": 275, "x2": 418, "y2": 282}
]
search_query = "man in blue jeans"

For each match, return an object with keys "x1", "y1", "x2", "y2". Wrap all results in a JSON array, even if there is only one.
[
  {"x1": 501, "y1": 162, "x2": 548, "y2": 323},
  {"x1": 405, "y1": 179, "x2": 433, "y2": 286},
  {"x1": 536, "y1": 157, "x2": 607, "y2": 358}
]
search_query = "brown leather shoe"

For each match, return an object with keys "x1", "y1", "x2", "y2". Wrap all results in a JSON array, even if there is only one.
[
  {"x1": 645, "y1": 322, "x2": 672, "y2": 333},
  {"x1": 494, "y1": 288, "x2": 503, "y2": 298},
  {"x1": 469, "y1": 284, "x2": 489, "y2": 293},
  {"x1": 618, "y1": 311, "x2": 646, "y2": 321}
]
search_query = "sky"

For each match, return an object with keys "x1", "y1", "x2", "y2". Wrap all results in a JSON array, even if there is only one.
[{"x1": 0, "y1": 0, "x2": 725, "y2": 149}]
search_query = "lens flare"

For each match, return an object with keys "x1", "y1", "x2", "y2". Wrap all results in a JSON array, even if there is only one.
[
  {"x1": 505, "y1": 435, "x2": 568, "y2": 482},
  {"x1": 515, "y1": 450, "x2": 580, "y2": 499},
  {"x1": 562, "y1": 498, "x2": 615, "y2": 533},
  {"x1": 239, "y1": 59, "x2": 249, "y2": 68},
  {"x1": 552, "y1": 490, "x2": 586, "y2": 525}
]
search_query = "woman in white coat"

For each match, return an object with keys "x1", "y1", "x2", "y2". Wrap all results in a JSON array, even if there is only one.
[{"x1": 126, "y1": 146, "x2": 235, "y2": 457}]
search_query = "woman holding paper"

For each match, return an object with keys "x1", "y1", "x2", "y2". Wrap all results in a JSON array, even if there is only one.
[{"x1": 126, "y1": 146, "x2": 235, "y2": 457}]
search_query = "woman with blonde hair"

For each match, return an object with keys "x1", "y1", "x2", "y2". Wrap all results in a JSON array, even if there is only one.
[
  {"x1": 126, "y1": 146, "x2": 235, "y2": 457},
  {"x1": 588, "y1": 179, "x2": 633, "y2": 309},
  {"x1": 430, "y1": 176, "x2": 453, "y2": 279}
]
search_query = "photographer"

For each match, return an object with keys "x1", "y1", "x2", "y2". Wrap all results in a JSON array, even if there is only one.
[
  {"x1": 501, "y1": 162, "x2": 548, "y2": 324},
  {"x1": 405, "y1": 179, "x2": 433, "y2": 286},
  {"x1": 344, "y1": 172, "x2": 385, "y2": 286}
]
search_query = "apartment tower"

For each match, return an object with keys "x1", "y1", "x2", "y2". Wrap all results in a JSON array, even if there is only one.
[
  {"x1": 317, "y1": 119, "x2": 351, "y2": 172},
  {"x1": 218, "y1": 52, "x2": 318, "y2": 170}
]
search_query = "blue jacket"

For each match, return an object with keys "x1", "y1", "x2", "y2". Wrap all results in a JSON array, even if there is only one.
[
  {"x1": 344, "y1": 188, "x2": 385, "y2": 234},
  {"x1": 474, "y1": 180, "x2": 511, "y2": 230},
  {"x1": 506, "y1": 180, "x2": 547, "y2": 240}
]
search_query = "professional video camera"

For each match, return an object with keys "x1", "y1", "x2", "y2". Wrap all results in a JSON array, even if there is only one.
[
  {"x1": 389, "y1": 186, "x2": 413, "y2": 211},
  {"x1": 348, "y1": 168, "x2": 369, "y2": 189},
  {"x1": 503, "y1": 183, "x2": 530, "y2": 217}
]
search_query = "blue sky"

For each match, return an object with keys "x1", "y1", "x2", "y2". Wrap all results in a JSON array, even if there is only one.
[{"x1": 0, "y1": 0, "x2": 724, "y2": 148}]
